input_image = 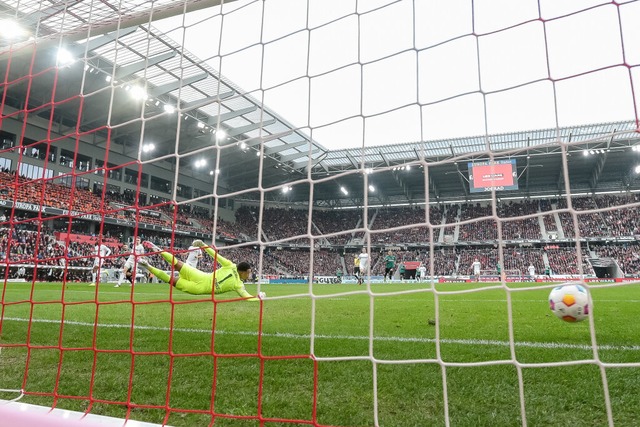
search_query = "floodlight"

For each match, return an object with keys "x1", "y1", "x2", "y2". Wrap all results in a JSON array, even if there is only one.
[
  {"x1": 141, "y1": 143, "x2": 155, "y2": 153},
  {"x1": 0, "y1": 19, "x2": 28, "y2": 40},
  {"x1": 130, "y1": 86, "x2": 148, "y2": 101},
  {"x1": 215, "y1": 129, "x2": 227, "y2": 141},
  {"x1": 57, "y1": 48, "x2": 75, "y2": 66}
]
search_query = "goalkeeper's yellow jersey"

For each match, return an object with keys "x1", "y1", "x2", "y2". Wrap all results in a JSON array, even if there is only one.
[{"x1": 174, "y1": 248, "x2": 256, "y2": 300}]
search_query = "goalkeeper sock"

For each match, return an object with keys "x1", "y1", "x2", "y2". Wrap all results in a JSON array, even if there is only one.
[{"x1": 160, "y1": 251, "x2": 180, "y2": 267}]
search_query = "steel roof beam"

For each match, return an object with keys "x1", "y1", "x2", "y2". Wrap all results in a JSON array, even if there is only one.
[
  {"x1": 278, "y1": 149, "x2": 322, "y2": 163},
  {"x1": 73, "y1": 26, "x2": 139, "y2": 57},
  {"x1": 206, "y1": 105, "x2": 256, "y2": 126},
  {"x1": 115, "y1": 50, "x2": 177, "y2": 80},
  {"x1": 180, "y1": 90, "x2": 235, "y2": 113},
  {"x1": 243, "y1": 131, "x2": 294, "y2": 149},
  {"x1": 148, "y1": 72, "x2": 208, "y2": 98},
  {"x1": 264, "y1": 139, "x2": 307, "y2": 155},
  {"x1": 226, "y1": 119, "x2": 277, "y2": 138}
]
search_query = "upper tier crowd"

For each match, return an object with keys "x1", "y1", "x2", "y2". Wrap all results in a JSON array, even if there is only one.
[{"x1": 2, "y1": 171, "x2": 639, "y2": 245}]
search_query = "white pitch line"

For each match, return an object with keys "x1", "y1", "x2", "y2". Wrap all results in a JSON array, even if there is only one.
[{"x1": 2, "y1": 316, "x2": 640, "y2": 352}]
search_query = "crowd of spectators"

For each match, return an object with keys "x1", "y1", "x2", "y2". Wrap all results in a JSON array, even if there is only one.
[
  {"x1": 370, "y1": 206, "x2": 443, "y2": 244},
  {"x1": 595, "y1": 195, "x2": 640, "y2": 238},
  {"x1": 2, "y1": 225, "x2": 638, "y2": 278},
  {"x1": 3, "y1": 170, "x2": 640, "y2": 279},
  {"x1": 592, "y1": 243, "x2": 640, "y2": 276},
  {"x1": 312, "y1": 209, "x2": 361, "y2": 245},
  {"x1": 499, "y1": 200, "x2": 540, "y2": 240},
  {"x1": 540, "y1": 199, "x2": 558, "y2": 235},
  {"x1": 458, "y1": 204, "x2": 499, "y2": 241},
  {"x1": 556, "y1": 197, "x2": 605, "y2": 238}
]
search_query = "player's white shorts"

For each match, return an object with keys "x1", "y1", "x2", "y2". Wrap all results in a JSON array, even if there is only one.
[
  {"x1": 93, "y1": 258, "x2": 104, "y2": 268},
  {"x1": 123, "y1": 260, "x2": 136, "y2": 271},
  {"x1": 359, "y1": 262, "x2": 368, "y2": 270},
  {"x1": 185, "y1": 259, "x2": 199, "y2": 268}
]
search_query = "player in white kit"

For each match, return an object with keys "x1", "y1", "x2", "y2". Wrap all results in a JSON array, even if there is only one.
[
  {"x1": 358, "y1": 247, "x2": 369, "y2": 285},
  {"x1": 115, "y1": 237, "x2": 145, "y2": 287},
  {"x1": 91, "y1": 242, "x2": 112, "y2": 286},
  {"x1": 185, "y1": 242, "x2": 203, "y2": 268}
]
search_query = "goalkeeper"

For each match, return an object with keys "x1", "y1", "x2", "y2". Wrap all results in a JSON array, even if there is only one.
[{"x1": 140, "y1": 240, "x2": 262, "y2": 301}]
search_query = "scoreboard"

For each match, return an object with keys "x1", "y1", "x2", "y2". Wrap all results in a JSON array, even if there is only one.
[{"x1": 467, "y1": 159, "x2": 518, "y2": 193}]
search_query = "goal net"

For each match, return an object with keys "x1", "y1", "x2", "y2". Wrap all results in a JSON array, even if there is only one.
[{"x1": 1, "y1": 0, "x2": 640, "y2": 426}]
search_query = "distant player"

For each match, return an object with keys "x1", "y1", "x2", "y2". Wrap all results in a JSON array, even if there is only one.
[
  {"x1": 471, "y1": 258, "x2": 481, "y2": 282},
  {"x1": 115, "y1": 237, "x2": 145, "y2": 287},
  {"x1": 353, "y1": 255, "x2": 361, "y2": 283},
  {"x1": 91, "y1": 242, "x2": 112, "y2": 286},
  {"x1": 383, "y1": 250, "x2": 396, "y2": 282},
  {"x1": 528, "y1": 264, "x2": 536, "y2": 280},
  {"x1": 358, "y1": 247, "x2": 369, "y2": 285},
  {"x1": 417, "y1": 263, "x2": 427, "y2": 282},
  {"x1": 139, "y1": 240, "x2": 262, "y2": 301},
  {"x1": 185, "y1": 241, "x2": 204, "y2": 268}
]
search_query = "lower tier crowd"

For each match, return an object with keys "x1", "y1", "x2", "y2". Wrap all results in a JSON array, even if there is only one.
[{"x1": 2, "y1": 227, "x2": 638, "y2": 283}]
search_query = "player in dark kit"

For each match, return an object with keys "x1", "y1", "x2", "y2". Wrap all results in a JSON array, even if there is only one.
[{"x1": 383, "y1": 250, "x2": 396, "y2": 282}]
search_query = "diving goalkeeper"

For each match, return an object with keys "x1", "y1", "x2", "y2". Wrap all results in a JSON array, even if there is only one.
[{"x1": 140, "y1": 240, "x2": 263, "y2": 301}]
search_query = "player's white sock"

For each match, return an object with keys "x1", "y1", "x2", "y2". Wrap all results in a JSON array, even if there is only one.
[{"x1": 91, "y1": 272, "x2": 97, "y2": 284}]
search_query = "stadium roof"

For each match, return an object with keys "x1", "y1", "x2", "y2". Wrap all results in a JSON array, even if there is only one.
[{"x1": 1, "y1": 1, "x2": 640, "y2": 206}]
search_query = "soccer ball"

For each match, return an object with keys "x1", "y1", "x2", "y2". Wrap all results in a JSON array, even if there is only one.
[
  {"x1": 258, "y1": 291, "x2": 266, "y2": 299},
  {"x1": 548, "y1": 284, "x2": 589, "y2": 323}
]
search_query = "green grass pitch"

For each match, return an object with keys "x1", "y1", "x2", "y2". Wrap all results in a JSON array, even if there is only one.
[{"x1": 1, "y1": 280, "x2": 640, "y2": 426}]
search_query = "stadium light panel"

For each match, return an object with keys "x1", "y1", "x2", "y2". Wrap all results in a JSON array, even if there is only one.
[
  {"x1": 0, "y1": 19, "x2": 28, "y2": 40},
  {"x1": 215, "y1": 129, "x2": 227, "y2": 141},
  {"x1": 130, "y1": 86, "x2": 148, "y2": 101},
  {"x1": 635, "y1": 165, "x2": 640, "y2": 174},
  {"x1": 56, "y1": 48, "x2": 75, "y2": 67},
  {"x1": 141, "y1": 143, "x2": 155, "y2": 153},
  {"x1": 239, "y1": 142, "x2": 247, "y2": 150},
  {"x1": 197, "y1": 122, "x2": 205, "y2": 129},
  {"x1": 340, "y1": 186, "x2": 348, "y2": 195},
  {"x1": 163, "y1": 104, "x2": 176, "y2": 114},
  {"x1": 368, "y1": 185, "x2": 375, "y2": 192}
]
